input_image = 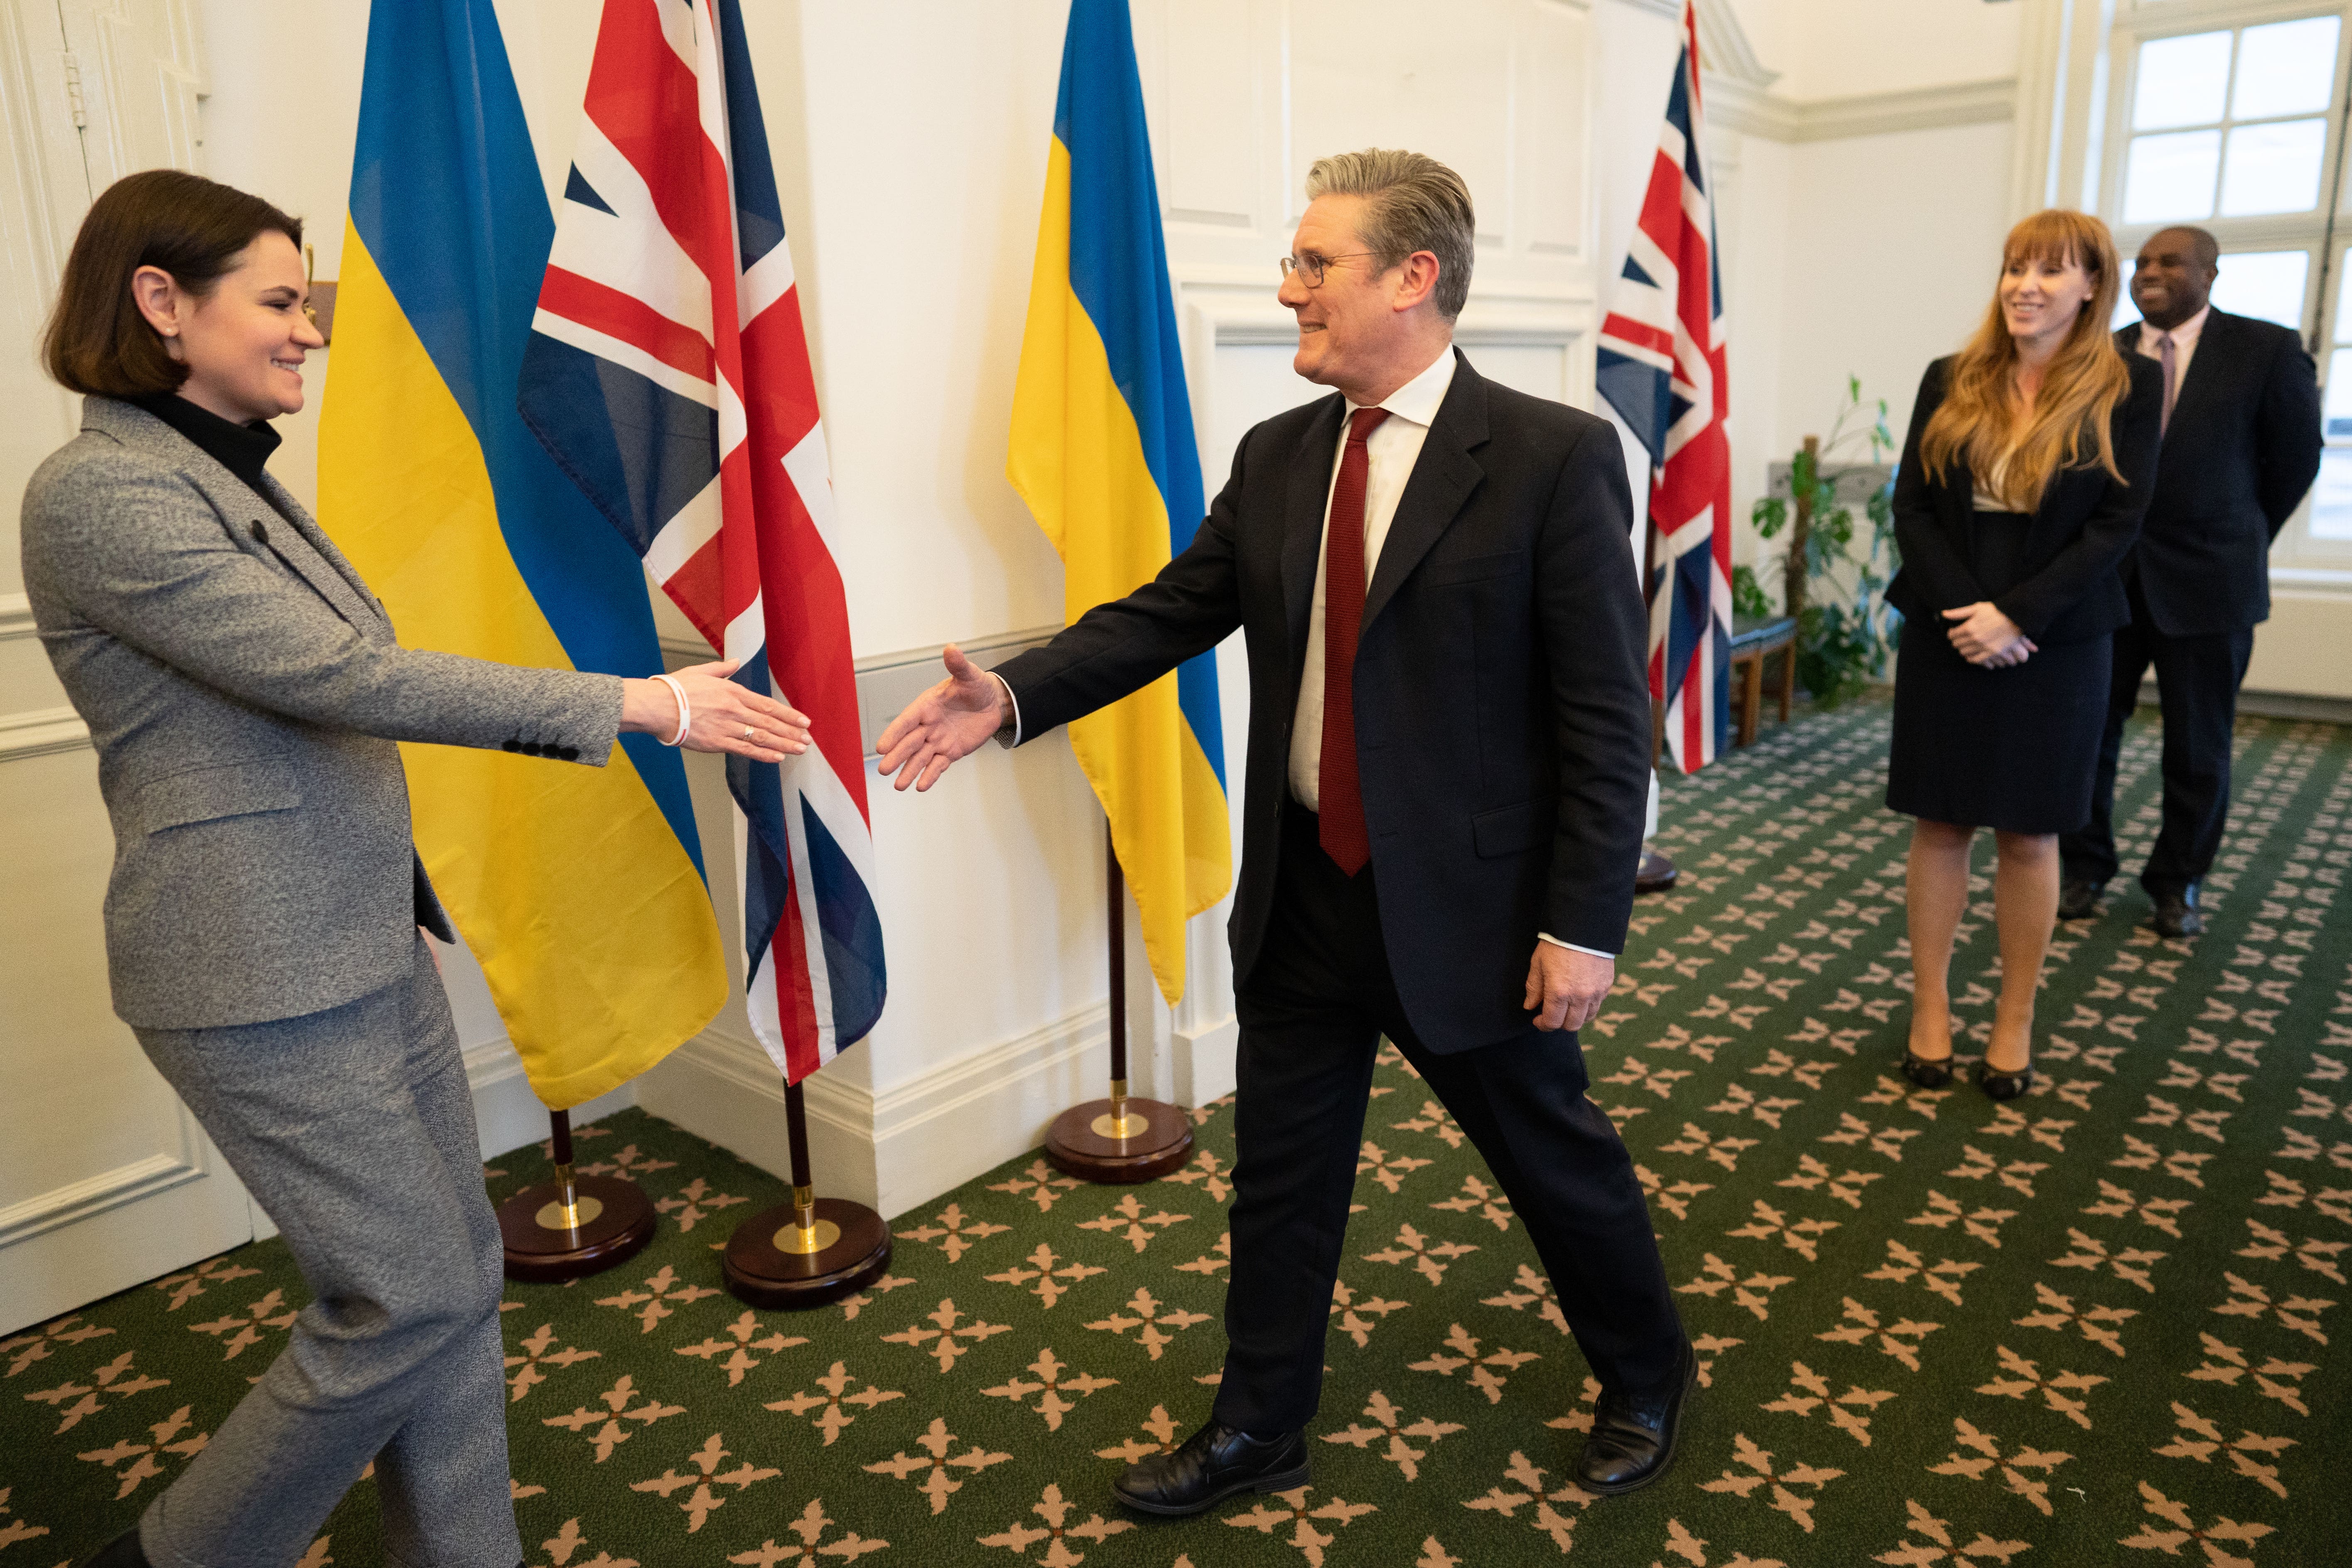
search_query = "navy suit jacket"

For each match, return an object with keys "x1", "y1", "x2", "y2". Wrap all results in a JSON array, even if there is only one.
[
  {"x1": 2114, "y1": 311, "x2": 2322, "y2": 636},
  {"x1": 993, "y1": 351, "x2": 1652, "y2": 1054}
]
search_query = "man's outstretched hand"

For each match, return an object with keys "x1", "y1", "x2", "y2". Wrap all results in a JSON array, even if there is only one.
[{"x1": 876, "y1": 644, "x2": 1011, "y2": 792}]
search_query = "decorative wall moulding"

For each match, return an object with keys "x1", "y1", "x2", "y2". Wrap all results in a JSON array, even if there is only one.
[
  {"x1": 1707, "y1": 74, "x2": 2019, "y2": 145},
  {"x1": 0, "y1": 593, "x2": 35, "y2": 641},
  {"x1": 0, "y1": 705, "x2": 90, "y2": 762},
  {"x1": 0, "y1": 1124, "x2": 211, "y2": 1251}
]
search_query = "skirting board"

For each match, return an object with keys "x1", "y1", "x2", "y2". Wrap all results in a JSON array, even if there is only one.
[
  {"x1": 465, "y1": 1038, "x2": 637, "y2": 1162},
  {"x1": 636, "y1": 1000, "x2": 1240, "y2": 1221}
]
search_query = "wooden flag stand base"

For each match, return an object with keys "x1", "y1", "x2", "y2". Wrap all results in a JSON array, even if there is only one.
[
  {"x1": 1045, "y1": 826, "x2": 1195, "y2": 1184},
  {"x1": 498, "y1": 1109, "x2": 657, "y2": 1283},
  {"x1": 722, "y1": 1078, "x2": 892, "y2": 1309}
]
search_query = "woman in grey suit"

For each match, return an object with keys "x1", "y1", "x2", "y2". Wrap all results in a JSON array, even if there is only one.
[{"x1": 24, "y1": 171, "x2": 802, "y2": 1568}]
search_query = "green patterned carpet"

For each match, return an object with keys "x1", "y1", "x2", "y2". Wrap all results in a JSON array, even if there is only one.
[{"x1": 7, "y1": 702, "x2": 2350, "y2": 1568}]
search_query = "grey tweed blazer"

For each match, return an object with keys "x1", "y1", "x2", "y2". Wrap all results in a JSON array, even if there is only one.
[{"x1": 21, "y1": 397, "x2": 624, "y2": 1030}]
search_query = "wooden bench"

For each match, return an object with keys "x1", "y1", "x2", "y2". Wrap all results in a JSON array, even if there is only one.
[{"x1": 1728, "y1": 614, "x2": 1796, "y2": 748}]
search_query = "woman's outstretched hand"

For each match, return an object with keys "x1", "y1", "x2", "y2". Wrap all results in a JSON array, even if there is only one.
[
  {"x1": 1943, "y1": 603, "x2": 2036, "y2": 669},
  {"x1": 622, "y1": 660, "x2": 811, "y2": 761}
]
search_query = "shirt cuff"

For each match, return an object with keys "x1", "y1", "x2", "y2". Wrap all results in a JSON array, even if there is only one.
[
  {"x1": 989, "y1": 672, "x2": 1022, "y2": 749},
  {"x1": 1539, "y1": 933, "x2": 1617, "y2": 960}
]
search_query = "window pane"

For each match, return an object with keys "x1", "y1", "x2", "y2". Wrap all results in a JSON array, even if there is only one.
[
  {"x1": 2338, "y1": 251, "x2": 2352, "y2": 344},
  {"x1": 2124, "y1": 129, "x2": 2222, "y2": 222},
  {"x1": 2220, "y1": 119, "x2": 2327, "y2": 216},
  {"x1": 2233, "y1": 16, "x2": 2340, "y2": 121},
  {"x1": 2309, "y1": 448, "x2": 2352, "y2": 539},
  {"x1": 2134, "y1": 30, "x2": 2234, "y2": 129},
  {"x1": 2211, "y1": 250, "x2": 2310, "y2": 332}
]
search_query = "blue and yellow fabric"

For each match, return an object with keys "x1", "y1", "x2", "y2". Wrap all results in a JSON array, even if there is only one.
[
  {"x1": 1008, "y1": 0, "x2": 1233, "y2": 1007},
  {"x1": 317, "y1": 0, "x2": 725, "y2": 1108}
]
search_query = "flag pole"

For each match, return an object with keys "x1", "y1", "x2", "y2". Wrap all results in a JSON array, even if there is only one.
[
  {"x1": 496, "y1": 1107, "x2": 657, "y2": 1281},
  {"x1": 722, "y1": 1078, "x2": 892, "y2": 1309},
  {"x1": 1041, "y1": 820, "x2": 1196, "y2": 1183},
  {"x1": 1638, "y1": 513, "x2": 1679, "y2": 896}
]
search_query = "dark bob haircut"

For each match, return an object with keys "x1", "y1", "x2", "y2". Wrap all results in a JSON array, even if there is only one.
[{"x1": 42, "y1": 169, "x2": 302, "y2": 399}]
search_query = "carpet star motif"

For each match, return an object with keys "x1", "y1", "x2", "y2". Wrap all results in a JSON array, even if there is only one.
[
  {"x1": 2015, "y1": 1279, "x2": 2140, "y2": 1357},
  {"x1": 1361, "y1": 1223, "x2": 1478, "y2": 1286},
  {"x1": 1864, "y1": 1239, "x2": 1982, "y2": 1307},
  {"x1": 882, "y1": 1299, "x2": 1013, "y2": 1373},
  {"x1": 1979, "y1": 1104, "x2": 2076, "y2": 1153},
  {"x1": 1905, "y1": 1190, "x2": 2017, "y2": 1249},
  {"x1": 1461, "y1": 1448, "x2": 1593, "y2": 1551},
  {"x1": 674, "y1": 1310, "x2": 810, "y2": 1386},
  {"x1": 1759, "y1": 1361, "x2": 1895, "y2": 1445},
  {"x1": 980, "y1": 1347, "x2": 1117, "y2": 1428},
  {"x1": 595, "y1": 1265, "x2": 722, "y2": 1334},
  {"x1": 1320, "y1": 1390, "x2": 1463, "y2": 1480},
  {"x1": 977, "y1": 1482, "x2": 1134, "y2": 1566},
  {"x1": 1820, "y1": 1111, "x2": 1923, "y2": 1162},
  {"x1": 653, "y1": 1177, "x2": 749, "y2": 1233},
  {"x1": 2184, "y1": 1332, "x2": 2315, "y2": 1414},
  {"x1": 1697, "y1": 1432, "x2": 1844, "y2": 1533},
  {"x1": 984, "y1": 1242, "x2": 1107, "y2": 1309},
  {"x1": 1661, "y1": 1122, "x2": 1761, "y2": 1171},
  {"x1": 1975, "y1": 1344, "x2": 2108, "y2": 1429},
  {"x1": 149, "y1": 1256, "x2": 263, "y2": 1314},
  {"x1": 1390, "y1": 1099, "x2": 1465, "y2": 1149},
  {"x1": 2153, "y1": 1401, "x2": 2296, "y2": 1499},
  {"x1": 1638, "y1": 1162, "x2": 1718, "y2": 1220},
  {"x1": 2, "y1": 1314, "x2": 114, "y2": 1379},
  {"x1": 1073, "y1": 1193, "x2": 1191, "y2": 1254},
  {"x1": 1775, "y1": 1153, "x2": 1881, "y2": 1210},
  {"x1": 1159, "y1": 1149, "x2": 1233, "y2": 1202},
  {"x1": 1092, "y1": 1402, "x2": 1182, "y2": 1463},
  {"x1": 2049, "y1": 1226, "x2": 2169, "y2": 1293},
  {"x1": 1407, "y1": 1323, "x2": 1537, "y2": 1404},
  {"x1": 1420, "y1": 1173, "x2": 1512, "y2": 1234},
  {"x1": 1328, "y1": 1278, "x2": 1411, "y2": 1347},
  {"x1": 1924, "y1": 1416, "x2": 2071, "y2": 1515},
  {"x1": 2253, "y1": 1167, "x2": 2352, "y2": 1224},
  {"x1": 2116, "y1": 1480, "x2": 2274, "y2": 1566},
  {"x1": 574, "y1": 1141, "x2": 673, "y2": 1179},
  {"x1": 2236, "y1": 1217, "x2": 2350, "y2": 1285},
  {"x1": 762, "y1": 1360, "x2": 904, "y2": 1445},
  {"x1": 1815, "y1": 1297, "x2": 1940, "y2": 1372},
  {"x1": 1223, "y1": 1486, "x2": 1377, "y2": 1567},
  {"x1": 75, "y1": 1404, "x2": 208, "y2": 1499},
  {"x1": 1702, "y1": 1081, "x2": 1804, "y2": 1129},
  {"x1": 628, "y1": 1431, "x2": 778, "y2": 1533},
  {"x1": 896, "y1": 1203, "x2": 1013, "y2": 1264},
  {"x1": 1725, "y1": 1197, "x2": 1840, "y2": 1261},
  {"x1": 1356, "y1": 1141, "x2": 1435, "y2": 1195},
  {"x1": 1858, "y1": 1073, "x2": 1952, "y2": 1121},
  {"x1": 1081, "y1": 1286, "x2": 1210, "y2": 1359},
  {"x1": 1868, "y1": 1499, "x2": 2030, "y2": 1566},
  {"x1": 1601, "y1": 1053, "x2": 1696, "y2": 1100},
  {"x1": 536, "y1": 1516, "x2": 638, "y2": 1568},
  {"x1": 22, "y1": 1349, "x2": 169, "y2": 1433},
  {"x1": 1942, "y1": 1144, "x2": 2048, "y2": 1198},
  {"x1": 541, "y1": 1374, "x2": 687, "y2": 1462},
  {"x1": 1173, "y1": 1230, "x2": 1230, "y2": 1278},
  {"x1": 1478, "y1": 1263, "x2": 1568, "y2": 1336},
  {"x1": 2210, "y1": 1271, "x2": 2335, "y2": 1345},
  {"x1": 2113, "y1": 1134, "x2": 2215, "y2": 1188},
  {"x1": 835, "y1": 1273, "x2": 919, "y2": 1323},
  {"x1": 987, "y1": 1159, "x2": 1083, "y2": 1214},
  {"x1": 506, "y1": 1323, "x2": 601, "y2": 1402},
  {"x1": 187, "y1": 1288, "x2": 298, "y2": 1361},
  {"x1": 1677, "y1": 1254, "x2": 1797, "y2": 1322},
  {"x1": 862, "y1": 1415, "x2": 1013, "y2": 1513},
  {"x1": 2083, "y1": 1178, "x2": 2195, "y2": 1237}
]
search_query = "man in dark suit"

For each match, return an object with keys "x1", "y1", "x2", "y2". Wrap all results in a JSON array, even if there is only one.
[
  {"x1": 2059, "y1": 227, "x2": 2322, "y2": 937},
  {"x1": 878, "y1": 150, "x2": 1690, "y2": 1511}
]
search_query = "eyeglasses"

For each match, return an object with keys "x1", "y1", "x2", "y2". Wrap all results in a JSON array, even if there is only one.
[{"x1": 1278, "y1": 251, "x2": 1377, "y2": 288}]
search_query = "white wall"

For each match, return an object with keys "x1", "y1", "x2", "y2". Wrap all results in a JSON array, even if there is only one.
[{"x1": 1724, "y1": 0, "x2": 2021, "y2": 102}]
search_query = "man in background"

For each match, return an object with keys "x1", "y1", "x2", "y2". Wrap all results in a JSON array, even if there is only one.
[
  {"x1": 2061, "y1": 227, "x2": 2322, "y2": 937},
  {"x1": 878, "y1": 150, "x2": 1693, "y2": 1511}
]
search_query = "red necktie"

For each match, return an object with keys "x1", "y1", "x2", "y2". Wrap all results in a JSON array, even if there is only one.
[{"x1": 1318, "y1": 406, "x2": 1389, "y2": 875}]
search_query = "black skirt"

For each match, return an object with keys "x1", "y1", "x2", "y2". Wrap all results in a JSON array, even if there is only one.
[{"x1": 1885, "y1": 512, "x2": 2113, "y2": 835}]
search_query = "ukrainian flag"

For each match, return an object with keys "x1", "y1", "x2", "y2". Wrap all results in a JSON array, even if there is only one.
[
  {"x1": 317, "y1": 0, "x2": 726, "y2": 1108},
  {"x1": 1009, "y1": 0, "x2": 1232, "y2": 1007}
]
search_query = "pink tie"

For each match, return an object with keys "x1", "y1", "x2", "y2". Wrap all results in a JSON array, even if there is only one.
[
  {"x1": 2158, "y1": 332, "x2": 2177, "y2": 438},
  {"x1": 1318, "y1": 407, "x2": 1389, "y2": 875}
]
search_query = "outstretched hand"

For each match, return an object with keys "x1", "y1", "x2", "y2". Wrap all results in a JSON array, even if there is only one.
[
  {"x1": 621, "y1": 660, "x2": 811, "y2": 762},
  {"x1": 876, "y1": 645, "x2": 1010, "y2": 792},
  {"x1": 1942, "y1": 603, "x2": 2035, "y2": 668}
]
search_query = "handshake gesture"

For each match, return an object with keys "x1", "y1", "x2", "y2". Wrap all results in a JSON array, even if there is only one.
[
  {"x1": 876, "y1": 645, "x2": 1011, "y2": 791},
  {"x1": 621, "y1": 660, "x2": 812, "y2": 761}
]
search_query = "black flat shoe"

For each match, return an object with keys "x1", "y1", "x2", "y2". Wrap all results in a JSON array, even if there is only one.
[
  {"x1": 1113, "y1": 1420, "x2": 1310, "y2": 1516},
  {"x1": 1577, "y1": 1337, "x2": 1696, "y2": 1495},
  {"x1": 81, "y1": 1531, "x2": 149, "y2": 1568},
  {"x1": 1976, "y1": 1060, "x2": 2034, "y2": 1102},
  {"x1": 2151, "y1": 883, "x2": 2203, "y2": 939},
  {"x1": 2057, "y1": 878, "x2": 2103, "y2": 920},
  {"x1": 1901, "y1": 1048, "x2": 1954, "y2": 1090}
]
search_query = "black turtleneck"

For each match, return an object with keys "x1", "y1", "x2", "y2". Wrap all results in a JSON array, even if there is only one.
[{"x1": 131, "y1": 392, "x2": 284, "y2": 497}]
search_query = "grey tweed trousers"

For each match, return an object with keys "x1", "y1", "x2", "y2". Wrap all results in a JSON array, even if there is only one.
[{"x1": 133, "y1": 936, "x2": 519, "y2": 1568}]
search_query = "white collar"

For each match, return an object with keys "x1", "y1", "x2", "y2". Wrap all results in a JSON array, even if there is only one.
[
  {"x1": 1346, "y1": 345, "x2": 1457, "y2": 428},
  {"x1": 2141, "y1": 304, "x2": 2210, "y2": 348}
]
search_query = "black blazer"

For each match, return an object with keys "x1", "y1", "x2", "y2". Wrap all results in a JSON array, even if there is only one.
[
  {"x1": 1886, "y1": 353, "x2": 2163, "y2": 645},
  {"x1": 2114, "y1": 311, "x2": 2322, "y2": 636},
  {"x1": 994, "y1": 351, "x2": 1652, "y2": 1055}
]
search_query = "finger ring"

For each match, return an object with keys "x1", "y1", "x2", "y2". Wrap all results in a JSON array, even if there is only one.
[{"x1": 742, "y1": 725, "x2": 755, "y2": 741}]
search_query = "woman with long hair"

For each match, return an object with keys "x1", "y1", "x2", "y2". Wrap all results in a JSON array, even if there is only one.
[
  {"x1": 1886, "y1": 209, "x2": 2162, "y2": 1102},
  {"x1": 25, "y1": 169, "x2": 805, "y2": 1568}
]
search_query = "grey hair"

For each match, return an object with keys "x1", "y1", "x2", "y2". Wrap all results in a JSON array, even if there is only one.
[{"x1": 1304, "y1": 149, "x2": 1475, "y2": 319}]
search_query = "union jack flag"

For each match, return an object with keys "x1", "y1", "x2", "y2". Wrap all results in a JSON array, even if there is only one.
[
  {"x1": 1596, "y1": 0, "x2": 1732, "y2": 774},
  {"x1": 518, "y1": 0, "x2": 884, "y2": 1084}
]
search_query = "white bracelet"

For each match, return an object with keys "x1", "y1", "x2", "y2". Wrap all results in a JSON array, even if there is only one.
[{"x1": 650, "y1": 673, "x2": 690, "y2": 746}]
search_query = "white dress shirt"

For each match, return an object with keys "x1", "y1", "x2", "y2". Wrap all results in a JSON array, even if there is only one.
[{"x1": 2137, "y1": 303, "x2": 2210, "y2": 388}]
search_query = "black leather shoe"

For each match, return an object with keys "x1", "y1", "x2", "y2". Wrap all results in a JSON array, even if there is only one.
[
  {"x1": 2151, "y1": 883, "x2": 2203, "y2": 939},
  {"x1": 1901, "y1": 1047, "x2": 1954, "y2": 1090},
  {"x1": 1577, "y1": 1337, "x2": 1696, "y2": 1495},
  {"x1": 1976, "y1": 1060, "x2": 2034, "y2": 1102},
  {"x1": 1113, "y1": 1420, "x2": 1311, "y2": 1516},
  {"x1": 81, "y1": 1531, "x2": 149, "y2": 1568},
  {"x1": 2057, "y1": 878, "x2": 2103, "y2": 920}
]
